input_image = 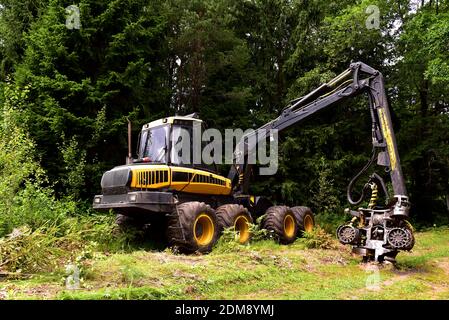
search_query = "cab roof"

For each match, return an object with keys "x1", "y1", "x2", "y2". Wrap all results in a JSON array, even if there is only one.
[{"x1": 142, "y1": 116, "x2": 203, "y2": 129}]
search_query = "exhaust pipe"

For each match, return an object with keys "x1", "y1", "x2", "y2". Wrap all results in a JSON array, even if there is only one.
[{"x1": 127, "y1": 117, "x2": 132, "y2": 164}]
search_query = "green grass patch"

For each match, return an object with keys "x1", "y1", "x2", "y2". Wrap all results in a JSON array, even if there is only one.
[{"x1": 2, "y1": 228, "x2": 449, "y2": 300}]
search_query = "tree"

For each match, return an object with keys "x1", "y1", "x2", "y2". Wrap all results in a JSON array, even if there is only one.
[
  {"x1": 394, "y1": 2, "x2": 449, "y2": 220},
  {"x1": 165, "y1": 0, "x2": 254, "y2": 130},
  {"x1": 0, "y1": 0, "x2": 49, "y2": 78},
  {"x1": 14, "y1": 0, "x2": 170, "y2": 198},
  {"x1": 0, "y1": 0, "x2": 448, "y2": 223}
]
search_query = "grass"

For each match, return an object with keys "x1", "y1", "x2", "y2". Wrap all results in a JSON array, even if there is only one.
[{"x1": 1, "y1": 227, "x2": 449, "y2": 300}]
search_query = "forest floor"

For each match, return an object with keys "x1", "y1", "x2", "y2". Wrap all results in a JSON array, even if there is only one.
[{"x1": 1, "y1": 227, "x2": 448, "y2": 300}]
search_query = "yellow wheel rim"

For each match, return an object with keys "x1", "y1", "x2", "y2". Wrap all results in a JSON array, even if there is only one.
[
  {"x1": 304, "y1": 214, "x2": 314, "y2": 232},
  {"x1": 193, "y1": 213, "x2": 214, "y2": 246},
  {"x1": 234, "y1": 215, "x2": 250, "y2": 244},
  {"x1": 284, "y1": 214, "x2": 295, "y2": 238}
]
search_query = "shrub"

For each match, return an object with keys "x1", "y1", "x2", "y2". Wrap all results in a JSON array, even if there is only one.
[
  {"x1": 301, "y1": 226, "x2": 338, "y2": 249},
  {"x1": 212, "y1": 227, "x2": 247, "y2": 253},
  {"x1": 0, "y1": 82, "x2": 73, "y2": 236},
  {"x1": 213, "y1": 220, "x2": 274, "y2": 253},
  {"x1": 0, "y1": 183, "x2": 77, "y2": 236},
  {"x1": 0, "y1": 214, "x2": 132, "y2": 274},
  {"x1": 314, "y1": 212, "x2": 347, "y2": 234},
  {"x1": 64, "y1": 214, "x2": 135, "y2": 252},
  {"x1": 0, "y1": 225, "x2": 81, "y2": 273}
]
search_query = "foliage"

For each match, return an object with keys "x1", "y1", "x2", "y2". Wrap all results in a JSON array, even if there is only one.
[
  {"x1": 0, "y1": 82, "x2": 75, "y2": 235},
  {"x1": 310, "y1": 158, "x2": 341, "y2": 214},
  {"x1": 0, "y1": 0, "x2": 447, "y2": 235},
  {"x1": 0, "y1": 83, "x2": 42, "y2": 199},
  {"x1": 0, "y1": 83, "x2": 132, "y2": 273},
  {"x1": 1, "y1": 183, "x2": 76, "y2": 236},
  {"x1": 301, "y1": 226, "x2": 338, "y2": 249},
  {"x1": 60, "y1": 136, "x2": 86, "y2": 200},
  {"x1": 0, "y1": 214, "x2": 135, "y2": 274},
  {"x1": 315, "y1": 213, "x2": 347, "y2": 235},
  {"x1": 213, "y1": 221, "x2": 273, "y2": 253},
  {"x1": 0, "y1": 225, "x2": 67, "y2": 273}
]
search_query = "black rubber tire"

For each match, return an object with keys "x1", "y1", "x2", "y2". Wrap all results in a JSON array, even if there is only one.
[
  {"x1": 262, "y1": 206, "x2": 298, "y2": 244},
  {"x1": 115, "y1": 214, "x2": 132, "y2": 227},
  {"x1": 216, "y1": 204, "x2": 253, "y2": 244},
  {"x1": 115, "y1": 214, "x2": 143, "y2": 230},
  {"x1": 291, "y1": 206, "x2": 315, "y2": 236},
  {"x1": 167, "y1": 201, "x2": 219, "y2": 254}
]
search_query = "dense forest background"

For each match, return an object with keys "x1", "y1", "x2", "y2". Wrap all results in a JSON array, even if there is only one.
[{"x1": 1, "y1": 0, "x2": 448, "y2": 230}]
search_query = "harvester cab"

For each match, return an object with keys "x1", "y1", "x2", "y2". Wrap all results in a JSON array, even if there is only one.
[
  {"x1": 93, "y1": 114, "x2": 232, "y2": 212},
  {"x1": 132, "y1": 114, "x2": 199, "y2": 165}
]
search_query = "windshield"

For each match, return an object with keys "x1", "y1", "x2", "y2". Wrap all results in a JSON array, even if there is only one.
[{"x1": 139, "y1": 125, "x2": 168, "y2": 163}]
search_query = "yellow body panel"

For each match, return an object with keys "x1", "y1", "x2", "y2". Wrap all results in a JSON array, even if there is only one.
[
  {"x1": 130, "y1": 165, "x2": 232, "y2": 196},
  {"x1": 130, "y1": 165, "x2": 171, "y2": 189},
  {"x1": 378, "y1": 108, "x2": 397, "y2": 171}
]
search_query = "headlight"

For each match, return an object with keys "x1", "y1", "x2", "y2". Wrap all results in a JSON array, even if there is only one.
[
  {"x1": 94, "y1": 197, "x2": 101, "y2": 204},
  {"x1": 129, "y1": 194, "x2": 137, "y2": 202}
]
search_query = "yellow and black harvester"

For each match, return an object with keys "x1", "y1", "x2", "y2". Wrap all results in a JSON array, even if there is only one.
[{"x1": 93, "y1": 62, "x2": 414, "y2": 262}]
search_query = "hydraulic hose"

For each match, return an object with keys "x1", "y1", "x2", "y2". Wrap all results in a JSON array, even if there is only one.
[
  {"x1": 346, "y1": 148, "x2": 377, "y2": 205},
  {"x1": 370, "y1": 172, "x2": 389, "y2": 204},
  {"x1": 346, "y1": 151, "x2": 391, "y2": 206},
  {"x1": 368, "y1": 182, "x2": 378, "y2": 208}
]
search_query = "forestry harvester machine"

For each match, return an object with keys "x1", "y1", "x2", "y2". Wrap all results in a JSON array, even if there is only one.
[{"x1": 93, "y1": 62, "x2": 414, "y2": 262}]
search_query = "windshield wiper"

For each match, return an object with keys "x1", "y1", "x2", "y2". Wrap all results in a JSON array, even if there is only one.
[{"x1": 153, "y1": 148, "x2": 166, "y2": 163}]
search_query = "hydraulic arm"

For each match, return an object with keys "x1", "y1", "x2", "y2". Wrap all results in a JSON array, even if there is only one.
[{"x1": 229, "y1": 62, "x2": 413, "y2": 262}]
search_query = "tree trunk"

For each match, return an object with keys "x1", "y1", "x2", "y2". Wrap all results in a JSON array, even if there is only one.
[{"x1": 419, "y1": 79, "x2": 429, "y2": 116}]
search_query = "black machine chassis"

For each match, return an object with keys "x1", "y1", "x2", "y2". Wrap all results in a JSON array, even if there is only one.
[{"x1": 93, "y1": 189, "x2": 268, "y2": 219}]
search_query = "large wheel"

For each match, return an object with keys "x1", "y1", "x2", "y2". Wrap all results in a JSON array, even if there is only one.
[
  {"x1": 115, "y1": 213, "x2": 132, "y2": 227},
  {"x1": 115, "y1": 214, "x2": 143, "y2": 231},
  {"x1": 262, "y1": 206, "x2": 298, "y2": 244},
  {"x1": 400, "y1": 220, "x2": 415, "y2": 251},
  {"x1": 216, "y1": 204, "x2": 253, "y2": 244},
  {"x1": 291, "y1": 206, "x2": 315, "y2": 235},
  {"x1": 167, "y1": 201, "x2": 219, "y2": 253}
]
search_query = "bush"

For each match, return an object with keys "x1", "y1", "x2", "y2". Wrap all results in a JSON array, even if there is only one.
[
  {"x1": 0, "y1": 82, "x2": 72, "y2": 236},
  {"x1": 212, "y1": 227, "x2": 248, "y2": 253},
  {"x1": 0, "y1": 80, "x2": 150, "y2": 275},
  {"x1": 64, "y1": 214, "x2": 135, "y2": 252},
  {"x1": 0, "y1": 214, "x2": 133, "y2": 274},
  {"x1": 0, "y1": 225, "x2": 81, "y2": 273},
  {"x1": 314, "y1": 212, "x2": 347, "y2": 234},
  {"x1": 0, "y1": 183, "x2": 77, "y2": 236},
  {"x1": 301, "y1": 226, "x2": 338, "y2": 249},
  {"x1": 213, "y1": 221, "x2": 272, "y2": 253}
]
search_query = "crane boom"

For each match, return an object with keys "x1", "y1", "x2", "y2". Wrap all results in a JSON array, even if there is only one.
[
  {"x1": 228, "y1": 62, "x2": 413, "y2": 262},
  {"x1": 229, "y1": 62, "x2": 407, "y2": 205}
]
